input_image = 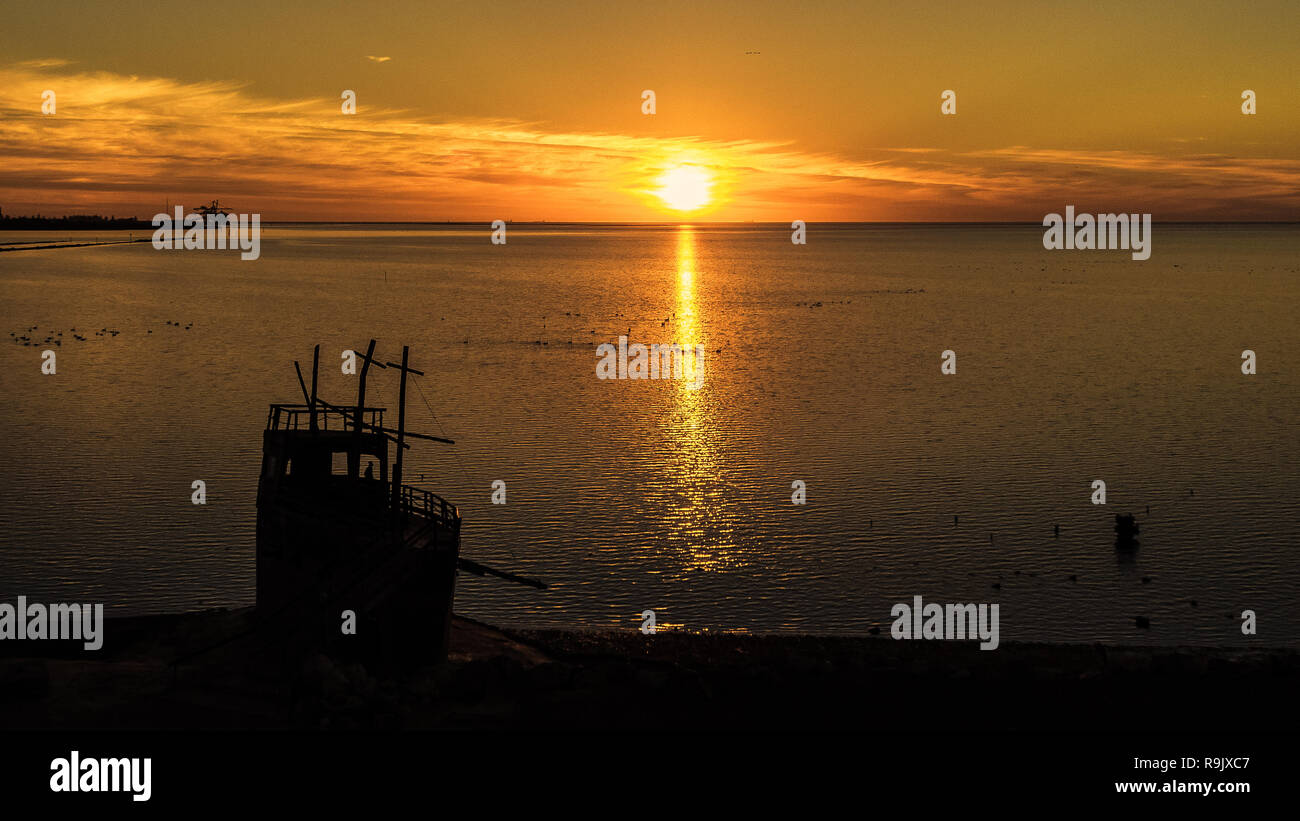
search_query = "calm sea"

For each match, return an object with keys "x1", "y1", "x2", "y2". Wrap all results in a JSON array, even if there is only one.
[{"x1": 1, "y1": 223, "x2": 1297, "y2": 645}]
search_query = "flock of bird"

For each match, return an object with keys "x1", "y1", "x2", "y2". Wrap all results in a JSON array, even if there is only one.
[
  {"x1": 9, "y1": 322, "x2": 193, "y2": 346},
  {"x1": 501, "y1": 311, "x2": 730, "y2": 354}
]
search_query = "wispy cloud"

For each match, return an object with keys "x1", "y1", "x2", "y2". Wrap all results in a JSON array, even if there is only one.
[
  {"x1": 365, "y1": 56, "x2": 392, "y2": 63},
  {"x1": 10, "y1": 57, "x2": 73, "y2": 69},
  {"x1": 0, "y1": 62, "x2": 1296, "y2": 221}
]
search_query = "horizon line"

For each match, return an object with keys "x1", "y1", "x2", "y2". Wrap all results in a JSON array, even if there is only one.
[{"x1": 4, "y1": 217, "x2": 1299, "y2": 227}]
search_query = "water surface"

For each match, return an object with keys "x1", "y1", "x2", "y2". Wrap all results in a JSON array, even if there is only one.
[{"x1": 1, "y1": 223, "x2": 1296, "y2": 645}]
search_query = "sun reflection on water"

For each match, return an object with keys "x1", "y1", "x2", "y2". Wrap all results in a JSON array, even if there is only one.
[{"x1": 662, "y1": 226, "x2": 741, "y2": 573}]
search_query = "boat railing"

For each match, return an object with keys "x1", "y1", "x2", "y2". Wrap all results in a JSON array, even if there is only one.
[
  {"x1": 396, "y1": 484, "x2": 461, "y2": 529},
  {"x1": 267, "y1": 403, "x2": 385, "y2": 433}
]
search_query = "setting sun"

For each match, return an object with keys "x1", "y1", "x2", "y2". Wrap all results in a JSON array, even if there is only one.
[{"x1": 653, "y1": 165, "x2": 713, "y2": 212}]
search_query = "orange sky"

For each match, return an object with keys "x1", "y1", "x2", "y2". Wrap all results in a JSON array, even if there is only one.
[{"x1": 1, "y1": 0, "x2": 1297, "y2": 221}]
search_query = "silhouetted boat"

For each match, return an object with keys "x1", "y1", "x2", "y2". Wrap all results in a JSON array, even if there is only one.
[{"x1": 256, "y1": 339, "x2": 542, "y2": 669}]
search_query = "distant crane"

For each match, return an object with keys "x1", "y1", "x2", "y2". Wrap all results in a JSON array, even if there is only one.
[{"x1": 193, "y1": 200, "x2": 234, "y2": 218}]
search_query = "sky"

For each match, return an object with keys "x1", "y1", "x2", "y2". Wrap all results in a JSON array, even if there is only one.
[{"x1": 1, "y1": 0, "x2": 1298, "y2": 221}]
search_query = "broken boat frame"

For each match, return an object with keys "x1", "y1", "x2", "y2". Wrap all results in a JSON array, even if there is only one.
[{"x1": 255, "y1": 339, "x2": 542, "y2": 667}]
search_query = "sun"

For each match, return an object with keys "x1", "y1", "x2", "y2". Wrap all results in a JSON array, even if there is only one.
[{"x1": 653, "y1": 164, "x2": 713, "y2": 212}]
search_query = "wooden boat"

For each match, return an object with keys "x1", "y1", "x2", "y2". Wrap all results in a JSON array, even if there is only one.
[{"x1": 255, "y1": 339, "x2": 540, "y2": 670}]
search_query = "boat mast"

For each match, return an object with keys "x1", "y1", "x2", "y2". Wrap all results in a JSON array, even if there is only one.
[
  {"x1": 385, "y1": 345, "x2": 424, "y2": 514},
  {"x1": 309, "y1": 344, "x2": 320, "y2": 432},
  {"x1": 350, "y1": 339, "x2": 385, "y2": 479}
]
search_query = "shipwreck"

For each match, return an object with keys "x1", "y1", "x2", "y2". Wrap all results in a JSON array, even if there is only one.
[{"x1": 256, "y1": 339, "x2": 541, "y2": 669}]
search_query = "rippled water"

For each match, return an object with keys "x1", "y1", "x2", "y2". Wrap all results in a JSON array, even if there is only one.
[{"x1": 1, "y1": 223, "x2": 1297, "y2": 645}]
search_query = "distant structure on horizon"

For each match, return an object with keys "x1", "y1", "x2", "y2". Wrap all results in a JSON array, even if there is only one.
[{"x1": 193, "y1": 200, "x2": 234, "y2": 219}]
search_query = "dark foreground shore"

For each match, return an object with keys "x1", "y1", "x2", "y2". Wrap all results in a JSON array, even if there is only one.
[{"x1": 1, "y1": 608, "x2": 1296, "y2": 733}]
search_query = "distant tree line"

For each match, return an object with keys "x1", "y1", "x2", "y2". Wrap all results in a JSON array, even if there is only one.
[{"x1": 0, "y1": 207, "x2": 153, "y2": 229}]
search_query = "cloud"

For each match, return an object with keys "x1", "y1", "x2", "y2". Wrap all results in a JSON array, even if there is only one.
[
  {"x1": 365, "y1": 56, "x2": 392, "y2": 63},
  {"x1": 0, "y1": 61, "x2": 1296, "y2": 221},
  {"x1": 10, "y1": 58, "x2": 73, "y2": 69}
]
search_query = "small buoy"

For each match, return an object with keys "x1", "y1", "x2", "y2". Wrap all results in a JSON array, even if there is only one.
[
  {"x1": 1053, "y1": 524, "x2": 1060, "y2": 537},
  {"x1": 1135, "y1": 616, "x2": 1151, "y2": 629}
]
